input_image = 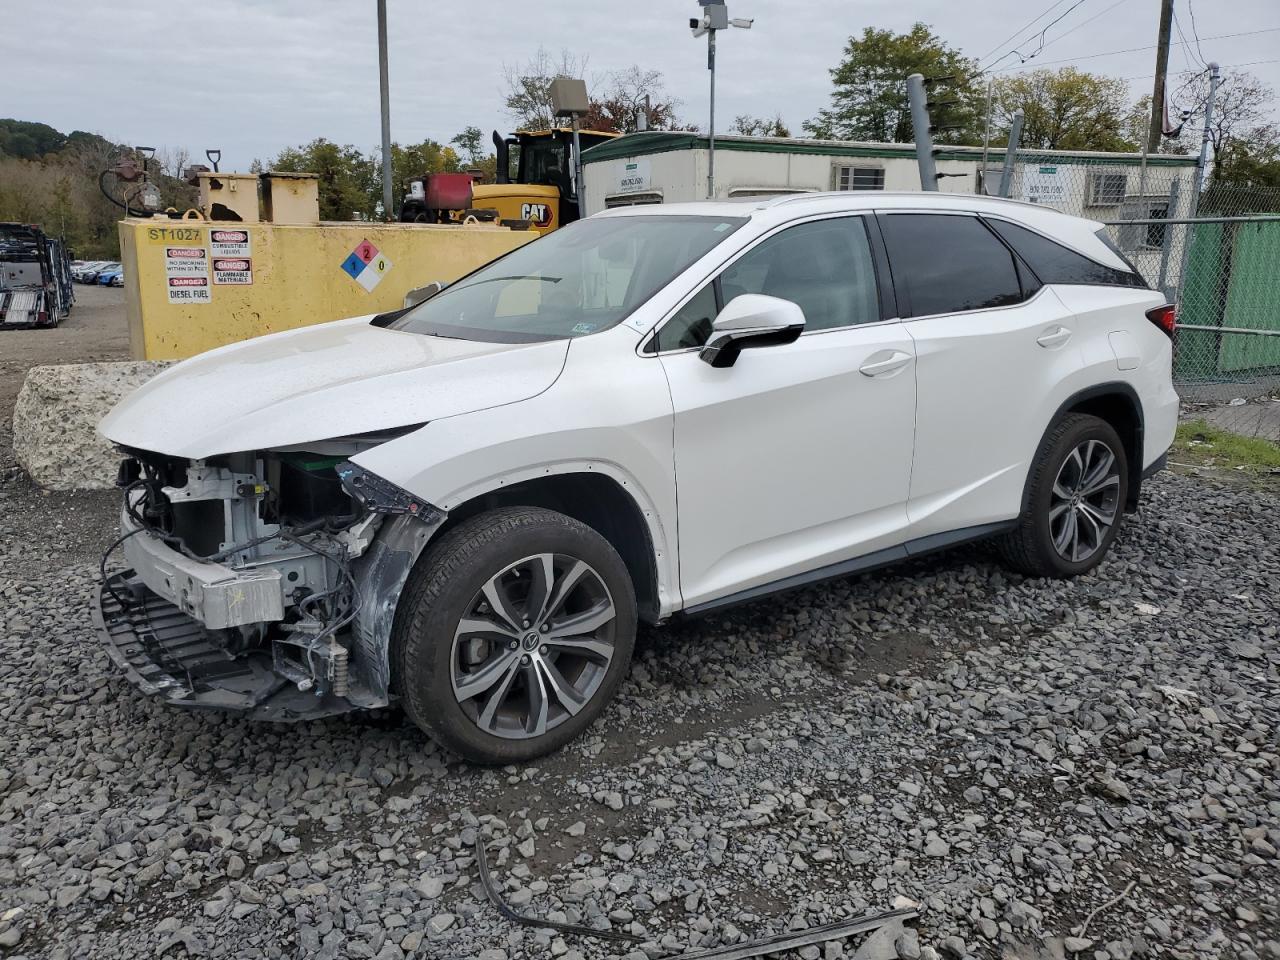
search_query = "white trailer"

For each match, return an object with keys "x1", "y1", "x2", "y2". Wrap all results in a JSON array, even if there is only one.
[{"x1": 580, "y1": 132, "x2": 1199, "y2": 227}]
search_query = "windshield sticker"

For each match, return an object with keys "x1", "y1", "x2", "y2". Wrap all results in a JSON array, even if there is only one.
[
  {"x1": 714, "y1": 222, "x2": 733, "y2": 232},
  {"x1": 571, "y1": 322, "x2": 597, "y2": 334}
]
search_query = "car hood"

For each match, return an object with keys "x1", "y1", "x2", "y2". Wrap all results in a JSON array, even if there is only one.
[{"x1": 99, "y1": 316, "x2": 569, "y2": 459}]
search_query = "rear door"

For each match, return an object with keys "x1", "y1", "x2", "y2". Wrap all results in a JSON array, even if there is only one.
[
  {"x1": 655, "y1": 215, "x2": 917, "y2": 609},
  {"x1": 877, "y1": 211, "x2": 1081, "y2": 540}
]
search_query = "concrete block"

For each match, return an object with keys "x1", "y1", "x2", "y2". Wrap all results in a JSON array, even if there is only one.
[{"x1": 13, "y1": 361, "x2": 170, "y2": 490}]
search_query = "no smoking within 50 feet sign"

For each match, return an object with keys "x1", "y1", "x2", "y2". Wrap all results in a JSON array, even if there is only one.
[{"x1": 340, "y1": 238, "x2": 393, "y2": 293}]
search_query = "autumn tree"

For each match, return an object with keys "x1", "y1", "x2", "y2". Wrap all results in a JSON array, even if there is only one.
[
  {"x1": 502, "y1": 50, "x2": 682, "y2": 134},
  {"x1": 992, "y1": 68, "x2": 1137, "y2": 151},
  {"x1": 732, "y1": 114, "x2": 791, "y2": 138},
  {"x1": 804, "y1": 24, "x2": 982, "y2": 144},
  {"x1": 1158, "y1": 68, "x2": 1280, "y2": 190}
]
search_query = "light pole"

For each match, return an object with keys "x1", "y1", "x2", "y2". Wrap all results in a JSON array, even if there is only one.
[
  {"x1": 690, "y1": 1, "x2": 752, "y2": 200},
  {"x1": 377, "y1": 0, "x2": 393, "y2": 221}
]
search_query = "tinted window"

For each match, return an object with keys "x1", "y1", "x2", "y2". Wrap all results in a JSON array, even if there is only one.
[
  {"x1": 654, "y1": 217, "x2": 881, "y2": 350},
  {"x1": 880, "y1": 214, "x2": 1024, "y2": 318},
  {"x1": 722, "y1": 218, "x2": 879, "y2": 332},
  {"x1": 987, "y1": 218, "x2": 1147, "y2": 289}
]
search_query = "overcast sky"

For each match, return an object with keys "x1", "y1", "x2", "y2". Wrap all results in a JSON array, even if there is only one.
[{"x1": 4, "y1": 0, "x2": 1277, "y2": 169}]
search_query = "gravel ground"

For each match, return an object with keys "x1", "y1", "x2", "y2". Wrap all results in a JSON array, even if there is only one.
[{"x1": 0, "y1": 466, "x2": 1276, "y2": 960}]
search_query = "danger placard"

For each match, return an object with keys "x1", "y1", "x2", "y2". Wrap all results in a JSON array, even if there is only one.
[
  {"x1": 212, "y1": 257, "x2": 253, "y2": 285},
  {"x1": 209, "y1": 228, "x2": 251, "y2": 257},
  {"x1": 165, "y1": 246, "x2": 211, "y2": 303}
]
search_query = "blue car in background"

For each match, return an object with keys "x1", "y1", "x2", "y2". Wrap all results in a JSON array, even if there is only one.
[{"x1": 97, "y1": 264, "x2": 125, "y2": 287}]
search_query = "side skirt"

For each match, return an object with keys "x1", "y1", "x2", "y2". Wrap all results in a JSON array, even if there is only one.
[{"x1": 683, "y1": 520, "x2": 1017, "y2": 617}]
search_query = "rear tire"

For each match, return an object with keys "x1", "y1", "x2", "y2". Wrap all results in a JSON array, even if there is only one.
[
  {"x1": 392, "y1": 507, "x2": 636, "y2": 764},
  {"x1": 999, "y1": 414, "x2": 1129, "y2": 578}
]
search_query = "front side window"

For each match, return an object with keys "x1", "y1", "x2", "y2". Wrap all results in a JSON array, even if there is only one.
[
  {"x1": 390, "y1": 215, "x2": 745, "y2": 343},
  {"x1": 879, "y1": 213, "x2": 1025, "y2": 318},
  {"x1": 653, "y1": 217, "x2": 882, "y2": 350}
]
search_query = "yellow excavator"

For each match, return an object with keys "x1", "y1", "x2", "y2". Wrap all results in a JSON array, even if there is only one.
[{"x1": 400, "y1": 128, "x2": 618, "y2": 232}]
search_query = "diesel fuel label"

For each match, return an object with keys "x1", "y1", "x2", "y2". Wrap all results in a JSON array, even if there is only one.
[{"x1": 165, "y1": 246, "x2": 211, "y2": 303}]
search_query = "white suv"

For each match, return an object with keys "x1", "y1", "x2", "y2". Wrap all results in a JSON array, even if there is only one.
[{"x1": 98, "y1": 192, "x2": 1178, "y2": 762}]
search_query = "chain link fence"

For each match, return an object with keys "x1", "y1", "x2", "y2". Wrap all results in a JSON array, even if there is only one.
[{"x1": 1003, "y1": 152, "x2": 1280, "y2": 442}]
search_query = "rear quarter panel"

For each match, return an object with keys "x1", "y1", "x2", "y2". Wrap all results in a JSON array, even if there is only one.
[{"x1": 1049, "y1": 284, "x2": 1178, "y2": 469}]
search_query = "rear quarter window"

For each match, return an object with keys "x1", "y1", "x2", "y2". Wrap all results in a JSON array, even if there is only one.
[{"x1": 984, "y1": 218, "x2": 1147, "y2": 289}]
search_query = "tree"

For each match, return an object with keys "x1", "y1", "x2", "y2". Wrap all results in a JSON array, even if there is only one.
[
  {"x1": 1134, "y1": 69, "x2": 1280, "y2": 195},
  {"x1": 502, "y1": 48, "x2": 590, "y2": 130},
  {"x1": 732, "y1": 114, "x2": 791, "y2": 138},
  {"x1": 583, "y1": 66, "x2": 683, "y2": 133},
  {"x1": 502, "y1": 51, "x2": 683, "y2": 134},
  {"x1": 272, "y1": 139, "x2": 377, "y2": 220},
  {"x1": 451, "y1": 126, "x2": 485, "y2": 165},
  {"x1": 992, "y1": 68, "x2": 1137, "y2": 151},
  {"x1": 804, "y1": 24, "x2": 982, "y2": 144}
]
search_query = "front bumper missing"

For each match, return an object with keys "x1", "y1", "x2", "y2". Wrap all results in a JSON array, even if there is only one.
[
  {"x1": 120, "y1": 517, "x2": 285, "y2": 630},
  {"x1": 94, "y1": 572, "x2": 358, "y2": 721}
]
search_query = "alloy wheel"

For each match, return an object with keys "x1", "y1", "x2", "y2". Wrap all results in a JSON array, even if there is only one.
[
  {"x1": 450, "y1": 553, "x2": 618, "y2": 740},
  {"x1": 1049, "y1": 438, "x2": 1122, "y2": 563}
]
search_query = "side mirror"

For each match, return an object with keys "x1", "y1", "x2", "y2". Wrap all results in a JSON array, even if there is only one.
[
  {"x1": 699, "y1": 294, "x2": 805, "y2": 368},
  {"x1": 404, "y1": 280, "x2": 447, "y2": 309}
]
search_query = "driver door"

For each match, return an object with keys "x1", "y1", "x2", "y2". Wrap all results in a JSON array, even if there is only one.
[{"x1": 654, "y1": 215, "x2": 917, "y2": 609}]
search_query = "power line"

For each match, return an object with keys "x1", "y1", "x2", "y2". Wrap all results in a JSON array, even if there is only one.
[
  {"x1": 1034, "y1": 0, "x2": 1135, "y2": 54},
  {"x1": 994, "y1": 26, "x2": 1280, "y2": 73},
  {"x1": 1185, "y1": 0, "x2": 1210, "y2": 68},
  {"x1": 974, "y1": 0, "x2": 1092, "y2": 78},
  {"x1": 1173, "y1": 9, "x2": 1207, "y2": 71},
  {"x1": 1116, "y1": 57, "x2": 1279, "y2": 82},
  {"x1": 978, "y1": 0, "x2": 1074, "y2": 65}
]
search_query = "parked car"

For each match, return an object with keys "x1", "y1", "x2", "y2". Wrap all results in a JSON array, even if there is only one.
[
  {"x1": 97, "y1": 192, "x2": 1178, "y2": 763},
  {"x1": 72, "y1": 261, "x2": 106, "y2": 283},
  {"x1": 75, "y1": 261, "x2": 116, "y2": 283},
  {"x1": 97, "y1": 265, "x2": 124, "y2": 286}
]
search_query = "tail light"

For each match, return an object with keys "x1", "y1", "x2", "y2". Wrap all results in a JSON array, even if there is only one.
[
  {"x1": 37, "y1": 310, "x2": 48, "y2": 324},
  {"x1": 1146, "y1": 304, "x2": 1176, "y2": 338}
]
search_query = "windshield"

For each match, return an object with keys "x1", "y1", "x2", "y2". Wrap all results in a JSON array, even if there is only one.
[{"x1": 390, "y1": 215, "x2": 746, "y2": 343}]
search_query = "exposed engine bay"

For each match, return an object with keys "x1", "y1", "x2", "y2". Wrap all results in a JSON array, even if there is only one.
[{"x1": 98, "y1": 446, "x2": 443, "y2": 720}]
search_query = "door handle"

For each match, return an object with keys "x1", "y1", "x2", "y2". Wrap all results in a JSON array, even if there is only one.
[
  {"x1": 858, "y1": 350, "x2": 913, "y2": 377},
  {"x1": 1036, "y1": 326, "x2": 1073, "y2": 348}
]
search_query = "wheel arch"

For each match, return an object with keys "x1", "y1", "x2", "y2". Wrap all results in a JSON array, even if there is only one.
[
  {"x1": 430, "y1": 467, "x2": 669, "y2": 625},
  {"x1": 1029, "y1": 382, "x2": 1145, "y2": 512}
]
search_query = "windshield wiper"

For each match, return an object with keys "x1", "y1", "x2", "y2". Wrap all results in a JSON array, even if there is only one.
[{"x1": 458, "y1": 274, "x2": 562, "y2": 288}]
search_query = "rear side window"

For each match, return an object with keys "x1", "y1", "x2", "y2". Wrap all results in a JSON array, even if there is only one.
[
  {"x1": 986, "y1": 218, "x2": 1147, "y2": 289},
  {"x1": 879, "y1": 213, "x2": 1025, "y2": 318}
]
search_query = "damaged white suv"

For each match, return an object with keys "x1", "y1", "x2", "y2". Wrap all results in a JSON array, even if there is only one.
[{"x1": 98, "y1": 192, "x2": 1178, "y2": 763}]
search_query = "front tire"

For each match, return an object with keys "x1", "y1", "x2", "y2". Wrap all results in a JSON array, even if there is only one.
[
  {"x1": 1000, "y1": 414, "x2": 1129, "y2": 578},
  {"x1": 392, "y1": 507, "x2": 636, "y2": 764}
]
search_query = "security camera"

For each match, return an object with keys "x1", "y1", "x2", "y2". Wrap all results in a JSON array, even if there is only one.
[
  {"x1": 689, "y1": 17, "x2": 700, "y2": 27},
  {"x1": 730, "y1": 17, "x2": 753, "y2": 27}
]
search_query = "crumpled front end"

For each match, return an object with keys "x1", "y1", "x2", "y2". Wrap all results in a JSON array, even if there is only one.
[{"x1": 96, "y1": 447, "x2": 443, "y2": 721}]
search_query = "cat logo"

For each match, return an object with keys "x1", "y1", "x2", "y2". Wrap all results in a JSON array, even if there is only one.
[{"x1": 520, "y1": 202, "x2": 554, "y2": 228}]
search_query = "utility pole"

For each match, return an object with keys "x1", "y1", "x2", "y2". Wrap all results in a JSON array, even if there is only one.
[
  {"x1": 377, "y1": 0, "x2": 394, "y2": 221},
  {"x1": 1193, "y1": 62, "x2": 1221, "y2": 207},
  {"x1": 1146, "y1": 0, "x2": 1174, "y2": 153},
  {"x1": 907, "y1": 75, "x2": 939, "y2": 192}
]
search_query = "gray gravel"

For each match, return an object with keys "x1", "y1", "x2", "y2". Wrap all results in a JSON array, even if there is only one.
[{"x1": 0, "y1": 470, "x2": 1276, "y2": 960}]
